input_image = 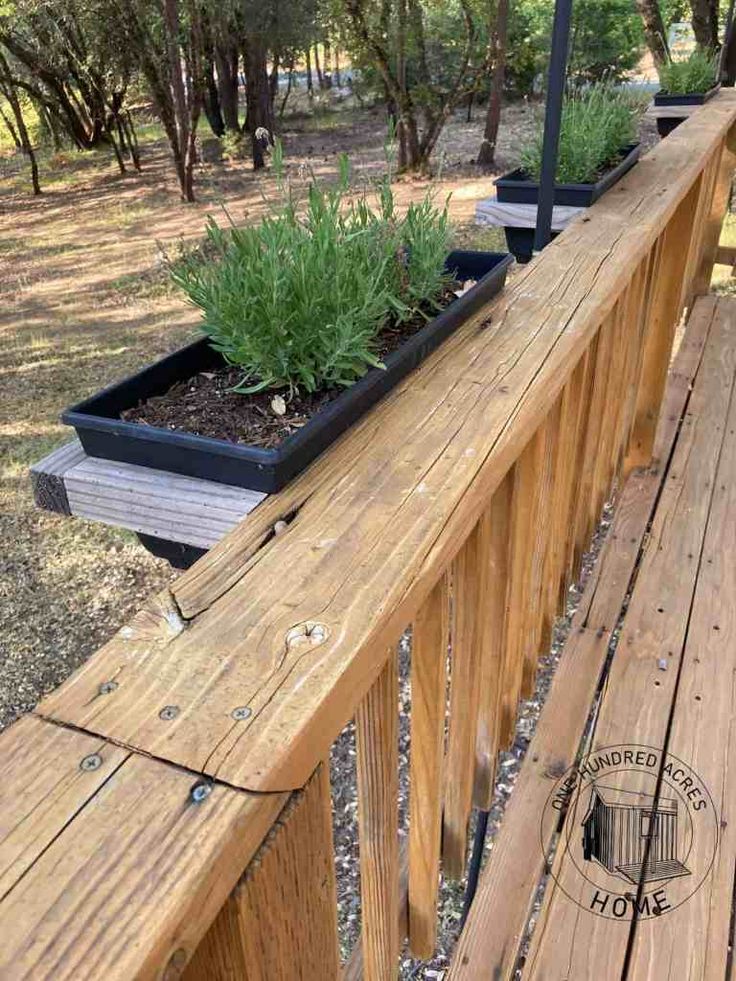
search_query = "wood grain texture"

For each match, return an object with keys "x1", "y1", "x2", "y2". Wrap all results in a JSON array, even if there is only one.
[
  {"x1": 627, "y1": 178, "x2": 702, "y2": 471},
  {"x1": 35, "y1": 95, "x2": 736, "y2": 797},
  {"x1": 65, "y1": 456, "x2": 265, "y2": 549},
  {"x1": 523, "y1": 294, "x2": 736, "y2": 980},
  {"x1": 473, "y1": 470, "x2": 514, "y2": 809},
  {"x1": 356, "y1": 652, "x2": 400, "y2": 979},
  {"x1": 0, "y1": 734, "x2": 288, "y2": 980},
  {"x1": 0, "y1": 716, "x2": 129, "y2": 900},
  {"x1": 408, "y1": 576, "x2": 449, "y2": 958},
  {"x1": 694, "y1": 136, "x2": 736, "y2": 294},
  {"x1": 29, "y1": 439, "x2": 85, "y2": 515},
  {"x1": 521, "y1": 401, "x2": 561, "y2": 697},
  {"x1": 443, "y1": 521, "x2": 486, "y2": 879},
  {"x1": 499, "y1": 431, "x2": 545, "y2": 748},
  {"x1": 184, "y1": 764, "x2": 339, "y2": 981}
]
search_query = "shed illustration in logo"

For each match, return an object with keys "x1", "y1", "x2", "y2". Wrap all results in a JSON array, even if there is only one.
[
  {"x1": 581, "y1": 786, "x2": 690, "y2": 884},
  {"x1": 540, "y1": 745, "x2": 718, "y2": 921}
]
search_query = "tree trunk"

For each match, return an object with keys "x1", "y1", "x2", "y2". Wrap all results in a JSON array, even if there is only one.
[
  {"x1": 314, "y1": 44, "x2": 325, "y2": 89},
  {"x1": 244, "y1": 35, "x2": 273, "y2": 170},
  {"x1": 334, "y1": 46, "x2": 342, "y2": 86},
  {"x1": 0, "y1": 62, "x2": 40, "y2": 194},
  {"x1": 635, "y1": 0, "x2": 669, "y2": 66},
  {"x1": 215, "y1": 44, "x2": 239, "y2": 131},
  {"x1": 203, "y1": 55, "x2": 225, "y2": 136},
  {"x1": 691, "y1": 0, "x2": 719, "y2": 50},
  {"x1": 477, "y1": 0, "x2": 510, "y2": 170},
  {"x1": 305, "y1": 47, "x2": 314, "y2": 96},
  {"x1": 722, "y1": 2, "x2": 736, "y2": 84},
  {"x1": 279, "y1": 56, "x2": 295, "y2": 118},
  {"x1": 123, "y1": 110, "x2": 142, "y2": 170},
  {"x1": 0, "y1": 104, "x2": 21, "y2": 148}
]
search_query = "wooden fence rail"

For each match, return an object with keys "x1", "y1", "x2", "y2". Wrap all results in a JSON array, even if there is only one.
[{"x1": 3, "y1": 93, "x2": 736, "y2": 980}]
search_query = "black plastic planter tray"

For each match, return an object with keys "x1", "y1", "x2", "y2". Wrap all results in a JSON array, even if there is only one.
[
  {"x1": 62, "y1": 250, "x2": 513, "y2": 494},
  {"x1": 654, "y1": 83, "x2": 720, "y2": 137},
  {"x1": 493, "y1": 144, "x2": 640, "y2": 262},
  {"x1": 494, "y1": 143, "x2": 641, "y2": 208}
]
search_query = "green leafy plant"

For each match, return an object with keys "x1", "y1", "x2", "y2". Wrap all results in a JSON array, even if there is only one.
[
  {"x1": 520, "y1": 84, "x2": 646, "y2": 185},
  {"x1": 171, "y1": 141, "x2": 452, "y2": 394},
  {"x1": 658, "y1": 49, "x2": 719, "y2": 96}
]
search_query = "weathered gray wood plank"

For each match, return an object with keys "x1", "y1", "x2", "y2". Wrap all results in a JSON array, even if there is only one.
[{"x1": 30, "y1": 442, "x2": 265, "y2": 549}]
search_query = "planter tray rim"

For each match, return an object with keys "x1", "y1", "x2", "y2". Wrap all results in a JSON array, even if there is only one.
[
  {"x1": 62, "y1": 250, "x2": 513, "y2": 492},
  {"x1": 653, "y1": 82, "x2": 721, "y2": 106},
  {"x1": 494, "y1": 142, "x2": 640, "y2": 196}
]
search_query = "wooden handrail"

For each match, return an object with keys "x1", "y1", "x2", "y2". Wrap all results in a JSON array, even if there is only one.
[{"x1": 3, "y1": 92, "x2": 736, "y2": 979}]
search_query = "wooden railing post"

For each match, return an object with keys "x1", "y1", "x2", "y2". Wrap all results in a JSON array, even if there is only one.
[
  {"x1": 443, "y1": 521, "x2": 486, "y2": 879},
  {"x1": 626, "y1": 179, "x2": 703, "y2": 471},
  {"x1": 693, "y1": 135, "x2": 736, "y2": 296},
  {"x1": 408, "y1": 576, "x2": 449, "y2": 959},
  {"x1": 356, "y1": 651, "x2": 400, "y2": 979},
  {"x1": 183, "y1": 763, "x2": 339, "y2": 981}
]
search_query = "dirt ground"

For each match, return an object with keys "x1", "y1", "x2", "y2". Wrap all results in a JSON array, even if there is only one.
[{"x1": 0, "y1": 100, "x2": 535, "y2": 729}]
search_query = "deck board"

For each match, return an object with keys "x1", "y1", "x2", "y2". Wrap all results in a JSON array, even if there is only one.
[
  {"x1": 522, "y1": 293, "x2": 736, "y2": 979},
  {"x1": 451, "y1": 295, "x2": 736, "y2": 979},
  {"x1": 625, "y1": 317, "x2": 736, "y2": 978}
]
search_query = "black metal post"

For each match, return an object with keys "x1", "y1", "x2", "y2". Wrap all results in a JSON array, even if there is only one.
[
  {"x1": 461, "y1": 808, "x2": 490, "y2": 926},
  {"x1": 533, "y1": 0, "x2": 574, "y2": 254}
]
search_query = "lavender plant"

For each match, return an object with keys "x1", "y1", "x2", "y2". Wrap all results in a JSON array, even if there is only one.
[{"x1": 171, "y1": 141, "x2": 451, "y2": 395}]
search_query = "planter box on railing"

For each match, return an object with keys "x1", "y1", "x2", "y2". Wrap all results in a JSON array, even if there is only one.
[
  {"x1": 62, "y1": 250, "x2": 513, "y2": 494},
  {"x1": 653, "y1": 83, "x2": 721, "y2": 137},
  {"x1": 494, "y1": 144, "x2": 641, "y2": 263}
]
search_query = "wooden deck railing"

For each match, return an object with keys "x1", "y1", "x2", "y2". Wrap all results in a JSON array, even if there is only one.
[{"x1": 5, "y1": 93, "x2": 736, "y2": 980}]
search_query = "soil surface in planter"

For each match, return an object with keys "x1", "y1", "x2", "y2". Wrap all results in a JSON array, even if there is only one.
[{"x1": 121, "y1": 285, "x2": 463, "y2": 450}]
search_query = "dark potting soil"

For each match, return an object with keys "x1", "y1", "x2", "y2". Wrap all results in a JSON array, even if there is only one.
[{"x1": 121, "y1": 287, "x2": 461, "y2": 450}]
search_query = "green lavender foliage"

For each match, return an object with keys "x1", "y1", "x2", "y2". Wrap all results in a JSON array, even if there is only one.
[
  {"x1": 520, "y1": 84, "x2": 646, "y2": 185},
  {"x1": 171, "y1": 141, "x2": 451, "y2": 394},
  {"x1": 658, "y1": 48, "x2": 719, "y2": 96}
]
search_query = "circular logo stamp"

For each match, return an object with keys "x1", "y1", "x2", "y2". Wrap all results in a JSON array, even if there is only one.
[{"x1": 540, "y1": 744, "x2": 718, "y2": 921}]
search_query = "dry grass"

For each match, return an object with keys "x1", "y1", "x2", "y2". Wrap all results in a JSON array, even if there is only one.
[{"x1": 1, "y1": 102, "x2": 527, "y2": 729}]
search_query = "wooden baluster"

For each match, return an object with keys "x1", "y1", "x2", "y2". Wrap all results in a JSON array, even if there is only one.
[
  {"x1": 571, "y1": 318, "x2": 612, "y2": 574},
  {"x1": 473, "y1": 470, "x2": 514, "y2": 811},
  {"x1": 693, "y1": 137, "x2": 736, "y2": 296},
  {"x1": 443, "y1": 520, "x2": 486, "y2": 879},
  {"x1": 521, "y1": 403, "x2": 561, "y2": 698},
  {"x1": 589, "y1": 298, "x2": 628, "y2": 524},
  {"x1": 356, "y1": 651, "x2": 399, "y2": 980},
  {"x1": 609, "y1": 260, "x2": 649, "y2": 481},
  {"x1": 626, "y1": 179, "x2": 702, "y2": 471},
  {"x1": 564, "y1": 344, "x2": 596, "y2": 591},
  {"x1": 184, "y1": 763, "x2": 339, "y2": 981},
  {"x1": 542, "y1": 357, "x2": 588, "y2": 644},
  {"x1": 407, "y1": 576, "x2": 449, "y2": 959},
  {"x1": 680, "y1": 147, "x2": 720, "y2": 305},
  {"x1": 498, "y1": 427, "x2": 546, "y2": 749}
]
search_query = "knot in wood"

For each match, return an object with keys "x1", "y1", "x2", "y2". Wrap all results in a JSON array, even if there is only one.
[{"x1": 284, "y1": 621, "x2": 331, "y2": 650}]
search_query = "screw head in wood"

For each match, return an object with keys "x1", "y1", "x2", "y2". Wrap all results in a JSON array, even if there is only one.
[
  {"x1": 159, "y1": 705, "x2": 180, "y2": 721},
  {"x1": 190, "y1": 780, "x2": 212, "y2": 804},
  {"x1": 80, "y1": 753, "x2": 102, "y2": 772},
  {"x1": 231, "y1": 706, "x2": 252, "y2": 721},
  {"x1": 98, "y1": 680, "x2": 118, "y2": 695}
]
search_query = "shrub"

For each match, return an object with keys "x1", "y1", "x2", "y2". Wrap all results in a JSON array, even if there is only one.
[
  {"x1": 171, "y1": 144, "x2": 451, "y2": 394},
  {"x1": 520, "y1": 84, "x2": 646, "y2": 185},
  {"x1": 658, "y1": 49, "x2": 719, "y2": 96}
]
